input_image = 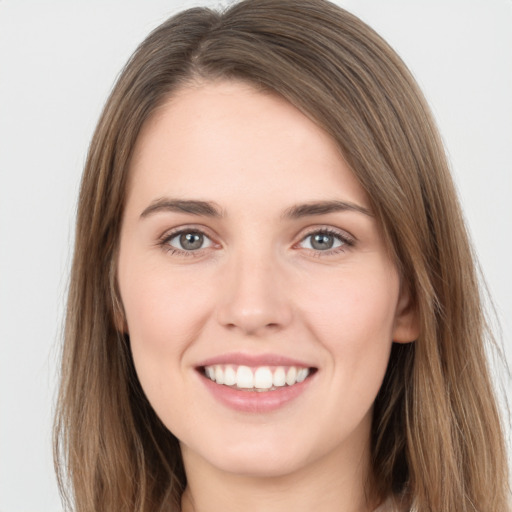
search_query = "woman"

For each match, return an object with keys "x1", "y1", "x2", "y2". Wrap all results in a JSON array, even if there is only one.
[{"x1": 54, "y1": 1, "x2": 510, "y2": 511}]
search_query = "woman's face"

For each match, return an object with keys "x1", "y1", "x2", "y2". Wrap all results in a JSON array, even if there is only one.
[{"x1": 117, "y1": 80, "x2": 417, "y2": 479}]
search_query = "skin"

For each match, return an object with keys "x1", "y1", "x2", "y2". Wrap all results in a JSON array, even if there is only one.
[{"x1": 117, "y1": 80, "x2": 418, "y2": 512}]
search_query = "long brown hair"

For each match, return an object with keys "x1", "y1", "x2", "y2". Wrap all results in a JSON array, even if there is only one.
[{"x1": 54, "y1": 1, "x2": 510, "y2": 510}]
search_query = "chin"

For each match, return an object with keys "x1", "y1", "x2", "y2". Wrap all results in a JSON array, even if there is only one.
[
  {"x1": 181, "y1": 431, "x2": 314, "y2": 479},
  {"x1": 210, "y1": 451, "x2": 306, "y2": 479}
]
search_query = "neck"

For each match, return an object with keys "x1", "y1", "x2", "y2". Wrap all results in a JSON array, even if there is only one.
[{"x1": 180, "y1": 436, "x2": 376, "y2": 512}]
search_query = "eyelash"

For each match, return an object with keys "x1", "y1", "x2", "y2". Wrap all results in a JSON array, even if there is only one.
[
  {"x1": 297, "y1": 228, "x2": 354, "y2": 256},
  {"x1": 158, "y1": 227, "x2": 355, "y2": 257},
  {"x1": 158, "y1": 227, "x2": 214, "y2": 257}
]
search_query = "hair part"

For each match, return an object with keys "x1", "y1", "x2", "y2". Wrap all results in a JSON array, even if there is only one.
[{"x1": 54, "y1": 1, "x2": 510, "y2": 511}]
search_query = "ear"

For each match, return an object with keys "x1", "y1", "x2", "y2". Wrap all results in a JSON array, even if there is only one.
[
  {"x1": 113, "y1": 303, "x2": 129, "y2": 334},
  {"x1": 109, "y1": 256, "x2": 129, "y2": 334},
  {"x1": 110, "y1": 282, "x2": 129, "y2": 334},
  {"x1": 392, "y1": 284, "x2": 419, "y2": 343}
]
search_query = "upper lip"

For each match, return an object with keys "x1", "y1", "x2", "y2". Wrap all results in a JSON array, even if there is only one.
[{"x1": 196, "y1": 352, "x2": 316, "y2": 368}]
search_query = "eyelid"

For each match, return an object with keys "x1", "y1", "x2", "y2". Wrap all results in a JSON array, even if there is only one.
[
  {"x1": 156, "y1": 223, "x2": 355, "y2": 257},
  {"x1": 157, "y1": 224, "x2": 219, "y2": 256},
  {"x1": 294, "y1": 226, "x2": 355, "y2": 254}
]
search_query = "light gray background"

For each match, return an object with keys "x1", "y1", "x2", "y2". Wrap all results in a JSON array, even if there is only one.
[{"x1": 0, "y1": 1, "x2": 511, "y2": 511}]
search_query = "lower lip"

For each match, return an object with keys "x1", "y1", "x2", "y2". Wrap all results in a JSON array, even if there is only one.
[{"x1": 199, "y1": 372, "x2": 314, "y2": 413}]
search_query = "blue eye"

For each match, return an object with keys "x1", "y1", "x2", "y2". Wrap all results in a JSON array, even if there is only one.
[
  {"x1": 166, "y1": 231, "x2": 212, "y2": 251},
  {"x1": 299, "y1": 231, "x2": 348, "y2": 251}
]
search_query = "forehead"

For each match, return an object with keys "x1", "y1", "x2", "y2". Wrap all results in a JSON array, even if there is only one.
[{"x1": 126, "y1": 80, "x2": 369, "y2": 215}]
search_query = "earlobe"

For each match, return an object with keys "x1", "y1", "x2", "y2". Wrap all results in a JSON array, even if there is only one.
[
  {"x1": 110, "y1": 257, "x2": 129, "y2": 334},
  {"x1": 113, "y1": 306, "x2": 129, "y2": 334},
  {"x1": 112, "y1": 289, "x2": 129, "y2": 334},
  {"x1": 111, "y1": 286, "x2": 129, "y2": 334},
  {"x1": 392, "y1": 285, "x2": 420, "y2": 344}
]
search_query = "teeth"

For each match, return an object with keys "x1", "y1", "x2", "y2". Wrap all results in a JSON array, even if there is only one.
[
  {"x1": 296, "y1": 368, "x2": 308, "y2": 383},
  {"x1": 224, "y1": 365, "x2": 236, "y2": 386},
  {"x1": 254, "y1": 367, "x2": 273, "y2": 389},
  {"x1": 203, "y1": 364, "x2": 311, "y2": 390},
  {"x1": 236, "y1": 366, "x2": 254, "y2": 388},
  {"x1": 285, "y1": 366, "x2": 297, "y2": 386},
  {"x1": 273, "y1": 367, "x2": 286, "y2": 387},
  {"x1": 215, "y1": 366, "x2": 224, "y2": 385}
]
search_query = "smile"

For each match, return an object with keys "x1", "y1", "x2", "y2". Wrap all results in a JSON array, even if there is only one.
[{"x1": 203, "y1": 364, "x2": 312, "y2": 391}]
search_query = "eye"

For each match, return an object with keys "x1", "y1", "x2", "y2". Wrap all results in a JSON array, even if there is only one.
[
  {"x1": 165, "y1": 230, "x2": 213, "y2": 252},
  {"x1": 298, "y1": 229, "x2": 351, "y2": 252}
]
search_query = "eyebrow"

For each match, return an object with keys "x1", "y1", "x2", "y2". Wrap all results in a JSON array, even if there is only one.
[
  {"x1": 140, "y1": 198, "x2": 223, "y2": 219},
  {"x1": 140, "y1": 198, "x2": 372, "y2": 220},
  {"x1": 282, "y1": 200, "x2": 373, "y2": 218}
]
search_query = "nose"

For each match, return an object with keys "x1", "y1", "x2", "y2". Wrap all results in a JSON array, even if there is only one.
[{"x1": 216, "y1": 249, "x2": 293, "y2": 336}]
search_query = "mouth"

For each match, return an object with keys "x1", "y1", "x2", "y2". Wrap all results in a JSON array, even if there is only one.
[{"x1": 200, "y1": 364, "x2": 317, "y2": 392}]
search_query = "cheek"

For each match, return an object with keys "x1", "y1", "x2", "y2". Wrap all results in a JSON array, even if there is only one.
[
  {"x1": 303, "y1": 265, "x2": 398, "y2": 332},
  {"x1": 118, "y1": 257, "x2": 219, "y2": 413},
  {"x1": 118, "y1": 257, "x2": 218, "y2": 425},
  {"x1": 297, "y1": 264, "x2": 399, "y2": 381},
  {"x1": 120, "y1": 259, "x2": 213, "y2": 351}
]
